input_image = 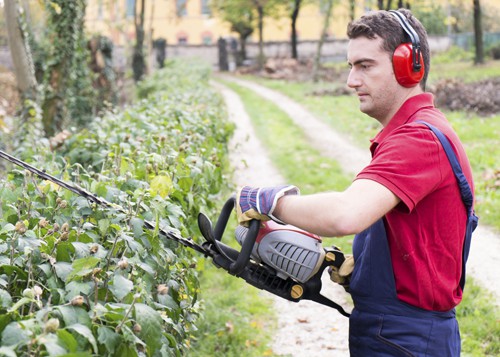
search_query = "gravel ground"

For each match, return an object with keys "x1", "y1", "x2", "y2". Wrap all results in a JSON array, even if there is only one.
[{"x1": 212, "y1": 77, "x2": 500, "y2": 356}]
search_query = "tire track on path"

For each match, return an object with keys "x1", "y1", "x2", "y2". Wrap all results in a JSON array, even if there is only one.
[{"x1": 217, "y1": 75, "x2": 500, "y2": 309}]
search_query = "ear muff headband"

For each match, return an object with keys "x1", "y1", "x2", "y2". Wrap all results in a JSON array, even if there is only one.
[{"x1": 389, "y1": 10, "x2": 424, "y2": 87}]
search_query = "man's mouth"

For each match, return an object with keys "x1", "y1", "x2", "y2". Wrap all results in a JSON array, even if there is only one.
[{"x1": 357, "y1": 92, "x2": 368, "y2": 100}]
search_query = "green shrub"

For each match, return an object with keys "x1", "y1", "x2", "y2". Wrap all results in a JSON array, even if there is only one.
[
  {"x1": 489, "y1": 44, "x2": 500, "y2": 60},
  {"x1": 0, "y1": 60, "x2": 233, "y2": 355},
  {"x1": 432, "y1": 46, "x2": 474, "y2": 64}
]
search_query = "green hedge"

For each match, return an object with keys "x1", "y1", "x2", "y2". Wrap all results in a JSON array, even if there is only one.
[{"x1": 0, "y1": 60, "x2": 233, "y2": 356}]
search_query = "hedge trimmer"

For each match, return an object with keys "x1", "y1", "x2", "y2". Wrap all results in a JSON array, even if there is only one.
[{"x1": 0, "y1": 150, "x2": 350, "y2": 317}]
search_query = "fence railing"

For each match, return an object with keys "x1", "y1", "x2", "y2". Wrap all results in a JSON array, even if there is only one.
[
  {"x1": 1, "y1": 33, "x2": 499, "y2": 73},
  {"x1": 450, "y1": 32, "x2": 500, "y2": 51}
]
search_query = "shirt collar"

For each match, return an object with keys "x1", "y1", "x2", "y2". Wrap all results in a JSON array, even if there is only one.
[{"x1": 369, "y1": 93, "x2": 435, "y2": 154}]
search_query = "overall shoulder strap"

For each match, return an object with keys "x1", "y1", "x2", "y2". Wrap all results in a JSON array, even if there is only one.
[
  {"x1": 417, "y1": 122, "x2": 473, "y2": 211},
  {"x1": 417, "y1": 121, "x2": 478, "y2": 291}
]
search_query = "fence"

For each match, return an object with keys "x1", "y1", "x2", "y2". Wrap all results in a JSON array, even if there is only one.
[
  {"x1": 2, "y1": 33, "x2": 499, "y2": 73},
  {"x1": 450, "y1": 32, "x2": 500, "y2": 51}
]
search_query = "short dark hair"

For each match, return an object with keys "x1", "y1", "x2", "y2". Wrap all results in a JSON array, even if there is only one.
[{"x1": 347, "y1": 9, "x2": 430, "y2": 89}]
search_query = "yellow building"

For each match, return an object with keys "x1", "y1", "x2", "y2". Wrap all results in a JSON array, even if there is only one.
[
  {"x1": 85, "y1": 0, "x2": 358, "y2": 46},
  {"x1": 85, "y1": 0, "x2": 500, "y2": 48}
]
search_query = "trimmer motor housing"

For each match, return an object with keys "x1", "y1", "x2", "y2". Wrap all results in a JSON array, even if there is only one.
[{"x1": 236, "y1": 221, "x2": 325, "y2": 283}]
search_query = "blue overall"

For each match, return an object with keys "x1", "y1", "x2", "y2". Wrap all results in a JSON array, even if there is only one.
[{"x1": 348, "y1": 122, "x2": 478, "y2": 357}]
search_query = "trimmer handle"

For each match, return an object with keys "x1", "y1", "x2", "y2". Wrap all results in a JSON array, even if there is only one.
[{"x1": 199, "y1": 196, "x2": 260, "y2": 276}]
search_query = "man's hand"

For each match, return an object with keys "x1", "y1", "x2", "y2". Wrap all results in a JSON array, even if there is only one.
[
  {"x1": 330, "y1": 254, "x2": 354, "y2": 292},
  {"x1": 236, "y1": 185, "x2": 299, "y2": 225}
]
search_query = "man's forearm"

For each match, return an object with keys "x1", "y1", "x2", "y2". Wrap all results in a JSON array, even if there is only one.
[{"x1": 273, "y1": 179, "x2": 400, "y2": 237}]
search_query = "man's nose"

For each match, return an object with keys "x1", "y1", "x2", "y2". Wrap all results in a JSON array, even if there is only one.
[{"x1": 347, "y1": 69, "x2": 361, "y2": 88}]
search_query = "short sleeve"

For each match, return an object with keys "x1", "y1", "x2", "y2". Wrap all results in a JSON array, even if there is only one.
[{"x1": 356, "y1": 125, "x2": 444, "y2": 213}]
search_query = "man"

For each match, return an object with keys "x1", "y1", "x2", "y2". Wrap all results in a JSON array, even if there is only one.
[{"x1": 236, "y1": 9, "x2": 477, "y2": 356}]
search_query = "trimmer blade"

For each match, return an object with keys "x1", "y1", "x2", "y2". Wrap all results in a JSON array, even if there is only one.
[{"x1": 198, "y1": 213, "x2": 216, "y2": 244}]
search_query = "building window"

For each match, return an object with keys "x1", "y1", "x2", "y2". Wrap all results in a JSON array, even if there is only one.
[
  {"x1": 126, "y1": 0, "x2": 135, "y2": 18},
  {"x1": 177, "y1": 31, "x2": 188, "y2": 45},
  {"x1": 201, "y1": 0, "x2": 210, "y2": 15},
  {"x1": 177, "y1": 0, "x2": 187, "y2": 17},
  {"x1": 201, "y1": 31, "x2": 212, "y2": 45}
]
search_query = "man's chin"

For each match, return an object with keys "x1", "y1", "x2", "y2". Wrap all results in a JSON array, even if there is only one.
[{"x1": 358, "y1": 104, "x2": 371, "y2": 115}]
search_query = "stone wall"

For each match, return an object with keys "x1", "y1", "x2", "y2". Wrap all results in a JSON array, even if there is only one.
[{"x1": 0, "y1": 36, "x2": 453, "y2": 72}]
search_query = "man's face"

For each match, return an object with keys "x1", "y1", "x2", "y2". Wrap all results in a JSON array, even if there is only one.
[{"x1": 347, "y1": 36, "x2": 402, "y2": 125}]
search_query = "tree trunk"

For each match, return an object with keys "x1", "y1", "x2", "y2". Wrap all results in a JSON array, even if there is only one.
[
  {"x1": 378, "y1": 0, "x2": 392, "y2": 10},
  {"x1": 41, "y1": 0, "x2": 88, "y2": 137},
  {"x1": 312, "y1": 0, "x2": 334, "y2": 82},
  {"x1": 473, "y1": 0, "x2": 484, "y2": 65},
  {"x1": 4, "y1": 0, "x2": 37, "y2": 98},
  {"x1": 133, "y1": 0, "x2": 147, "y2": 82},
  {"x1": 290, "y1": 0, "x2": 302, "y2": 59},
  {"x1": 349, "y1": 0, "x2": 355, "y2": 21},
  {"x1": 239, "y1": 35, "x2": 248, "y2": 64},
  {"x1": 257, "y1": 5, "x2": 265, "y2": 70}
]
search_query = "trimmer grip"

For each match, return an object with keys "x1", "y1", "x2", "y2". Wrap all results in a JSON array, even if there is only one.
[
  {"x1": 229, "y1": 219, "x2": 260, "y2": 275},
  {"x1": 213, "y1": 197, "x2": 237, "y2": 241}
]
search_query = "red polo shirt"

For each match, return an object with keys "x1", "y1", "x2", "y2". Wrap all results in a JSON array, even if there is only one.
[{"x1": 356, "y1": 93, "x2": 474, "y2": 311}]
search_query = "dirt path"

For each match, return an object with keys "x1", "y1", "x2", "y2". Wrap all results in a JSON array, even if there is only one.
[{"x1": 212, "y1": 76, "x2": 500, "y2": 356}]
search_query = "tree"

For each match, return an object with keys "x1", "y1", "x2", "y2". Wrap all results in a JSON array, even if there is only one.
[
  {"x1": 377, "y1": 0, "x2": 393, "y2": 10},
  {"x1": 252, "y1": 0, "x2": 267, "y2": 69},
  {"x1": 2, "y1": 0, "x2": 44, "y2": 155},
  {"x1": 290, "y1": 0, "x2": 302, "y2": 59},
  {"x1": 473, "y1": 0, "x2": 484, "y2": 64},
  {"x1": 3, "y1": 0, "x2": 37, "y2": 100},
  {"x1": 312, "y1": 0, "x2": 335, "y2": 82},
  {"x1": 348, "y1": 0, "x2": 355, "y2": 21},
  {"x1": 232, "y1": 15, "x2": 254, "y2": 65},
  {"x1": 411, "y1": 3, "x2": 448, "y2": 35},
  {"x1": 133, "y1": 0, "x2": 147, "y2": 82},
  {"x1": 251, "y1": 0, "x2": 282, "y2": 69},
  {"x1": 211, "y1": 0, "x2": 280, "y2": 68},
  {"x1": 211, "y1": 0, "x2": 254, "y2": 64},
  {"x1": 3, "y1": 1, "x2": 96, "y2": 144},
  {"x1": 377, "y1": 0, "x2": 411, "y2": 10},
  {"x1": 40, "y1": 0, "x2": 92, "y2": 137}
]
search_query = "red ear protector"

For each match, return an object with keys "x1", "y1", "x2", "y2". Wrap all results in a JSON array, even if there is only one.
[{"x1": 389, "y1": 10, "x2": 424, "y2": 87}]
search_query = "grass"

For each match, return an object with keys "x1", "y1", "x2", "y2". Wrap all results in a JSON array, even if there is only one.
[
  {"x1": 188, "y1": 255, "x2": 277, "y2": 357},
  {"x1": 191, "y1": 65, "x2": 500, "y2": 356},
  {"x1": 457, "y1": 280, "x2": 500, "y2": 356},
  {"x1": 428, "y1": 60, "x2": 500, "y2": 84},
  {"x1": 448, "y1": 112, "x2": 500, "y2": 228}
]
